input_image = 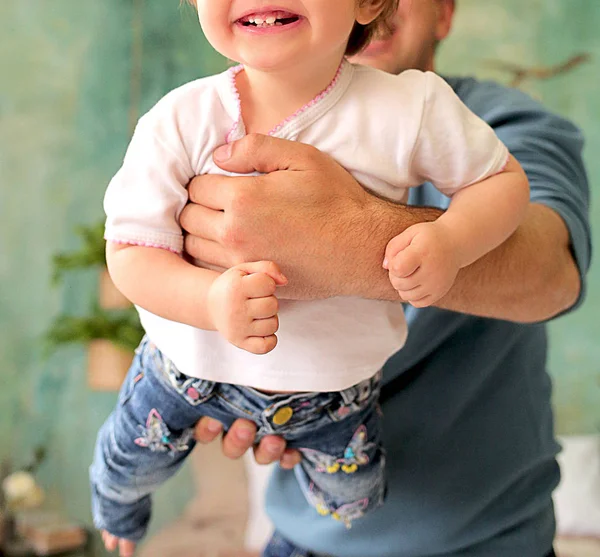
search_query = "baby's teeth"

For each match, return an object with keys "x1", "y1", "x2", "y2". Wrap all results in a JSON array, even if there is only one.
[
  {"x1": 254, "y1": 17, "x2": 264, "y2": 25},
  {"x1": 265, "y1": 16, "x2": 276, "y2": 24}
]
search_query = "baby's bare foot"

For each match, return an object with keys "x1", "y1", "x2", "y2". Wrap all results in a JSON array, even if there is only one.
[{"x1": 102, "y1": 530, "x2": 136, "y2": 557}]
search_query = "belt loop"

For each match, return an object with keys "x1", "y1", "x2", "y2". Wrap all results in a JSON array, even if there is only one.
[{"x1": 340, "y1": 386, "x2": 357, "y2": 405}]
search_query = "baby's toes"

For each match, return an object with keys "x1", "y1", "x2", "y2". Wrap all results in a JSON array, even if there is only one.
[
  {"x1": 119, "y1": 538, "x2": 136, "y2": 557},
  {"x1": 102, "y1": 531, "x2": 118, "y2": 551}
]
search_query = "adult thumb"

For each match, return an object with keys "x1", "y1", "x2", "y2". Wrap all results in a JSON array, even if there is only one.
[{"x1": 213, "y1": 133, "x2": 320, "y2": 174}]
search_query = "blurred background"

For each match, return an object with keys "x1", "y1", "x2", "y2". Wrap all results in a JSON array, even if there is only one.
[{"x1": 1, "y1": 0, "x2": 598, "y2": 556}]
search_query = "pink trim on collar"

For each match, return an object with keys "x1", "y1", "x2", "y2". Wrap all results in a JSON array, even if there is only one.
[
  {"x1": 268, "y1": 62, "x2": 344, "y2": 136},
  {"x1": 225, "y1": 65, "x2": 245, "y2": 144},
  {"x1": 225, "y1": 61, "x2": 345, "y2": 143}
]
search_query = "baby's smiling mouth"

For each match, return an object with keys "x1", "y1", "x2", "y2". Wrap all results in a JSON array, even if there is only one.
[{"x1": 237, "y1": 11, "x2": 300, "y2": 28}]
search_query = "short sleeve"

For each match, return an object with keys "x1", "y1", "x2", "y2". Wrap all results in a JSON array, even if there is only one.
[
  {"x1": 103, "y1": 111, "x2": 195, "y2": 254},
  {"x1": 409, "y1": 72, "x2": 509, "y2": 197}
]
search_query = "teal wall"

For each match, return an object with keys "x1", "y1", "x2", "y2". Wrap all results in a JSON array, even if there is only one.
[
  {"x1": 1, "y1": 0, "x2": 598, "y2": 553},
  {"x1": 438, "y1": 0, "x2": 600, "y2": 434},
  {"x1": 1, "y1": 1, "x2": 227, "y2": 553}
]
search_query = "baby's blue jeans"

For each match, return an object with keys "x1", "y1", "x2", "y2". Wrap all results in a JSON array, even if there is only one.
[{"x1": 90, "y1": 337, "x2": 385, "y2": 541}]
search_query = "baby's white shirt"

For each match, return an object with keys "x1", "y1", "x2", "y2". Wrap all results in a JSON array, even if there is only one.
[{"x1": 104, "y1": 60, "x2": 509, "y2": 392}]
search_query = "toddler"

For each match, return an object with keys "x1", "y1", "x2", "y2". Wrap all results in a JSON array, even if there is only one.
[{"x1": 91, "y1": 0, "x2": 530, "y2": 554}]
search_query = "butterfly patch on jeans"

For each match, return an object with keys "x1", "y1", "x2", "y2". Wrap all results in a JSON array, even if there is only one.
[
  {"x1": 306, "y1": 482, "x2": 369, "y2": 528},
  {"x1": 134, "y1": 409, "x2": 193, "y2": 455},
  {"x1": 301, "y1": 425, "x2": 374, "y2": 474}
]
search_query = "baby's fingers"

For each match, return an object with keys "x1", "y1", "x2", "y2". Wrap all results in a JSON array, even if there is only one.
[
  {"x1": 407, "y1": 295, "x2": 434, "y2": 308},
  {"x1": 236, "y1": 260, "x2": 287, "y2": 285},
  {"x1": 388, "y1": 246, "x2": 421, "y2": 279},
  {"x1": 389, "y1": 273, "x2": 419, "y2": 294},
  {"x1": 242, "y1": 272, "x2": 278, "y2": 298},
  {"x1": 243, "y1": 335, "x2": 278, "y2": 355},
  {"x1": 384, "y1": 229, "x2": 415, "y2": 267},
  {"x1": 394, "y1": 283, "x2": 434, "y2": 308},
  {"x1": 250, "y1": 315, "x2": 280, "y2": 338},
  {"x1": 247, "y1": 295, "x2": 279, "y2": 319}
]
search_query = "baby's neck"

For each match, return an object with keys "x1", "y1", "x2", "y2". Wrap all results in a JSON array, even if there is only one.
[{"x1": 235, "y1": 58, "x2": 343, "y2": 135}]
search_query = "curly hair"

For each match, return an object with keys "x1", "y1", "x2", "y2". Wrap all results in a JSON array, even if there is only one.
[{"x1": 184, "y1": 0, "x2": 400, "y2": 56}]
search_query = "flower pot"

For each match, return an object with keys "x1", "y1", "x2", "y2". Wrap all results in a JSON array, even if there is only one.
[{"x1": 87, "y1": 339, "x2": 132, "y2": 391}]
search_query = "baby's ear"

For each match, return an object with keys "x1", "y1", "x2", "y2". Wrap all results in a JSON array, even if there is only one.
[{"x1": 356, "y1": 0, "x2": 391, "y2": 26}]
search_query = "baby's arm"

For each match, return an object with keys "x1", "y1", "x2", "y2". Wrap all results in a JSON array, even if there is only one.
[
  {"x1": 107, "y1": 242, "x2": 287, "y2": 354},
  {"x1": 385, "y1": 155, "x2": 529, "y2": 307},
  {"x1": 104, "y1": 93, "x2": 287, "y2": 353},
  {"x1": 436, "y1": 154, "x2": 529, "y2": 268}
]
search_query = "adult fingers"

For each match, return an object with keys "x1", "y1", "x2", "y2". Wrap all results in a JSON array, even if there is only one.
[
  {"x1": 179, "y1": 202, "x2": 224, "y2": 241},
  {"x1": 212, "y1": 134, "x2": 325, "y2": 175},
  {"x1": 183, "y1": 235, "x2": 229, "y2": 269},
  {"x1": 221, "y1": 419, "x2": 258, "y2": 459},
  {"x1": 280, "y1": 448, "x2": 302, "y2": 470},
  {"x1": 188, "y1": 173, "x2": 256, "y2": 210},
  {"x1": 253, "y1": 434, "x2": 288, "y2": 465},
  {"x1": 194, "y1": 416, "x2": 224, "y2": 444}
]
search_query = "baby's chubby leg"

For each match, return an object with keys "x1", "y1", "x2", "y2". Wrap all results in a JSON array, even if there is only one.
[
  {"x1": 90, "y1": 339, "x2": 214, "y2": 552},
  {"x1": 90, "y1": 408, "x2": 192, "y2": 552}
]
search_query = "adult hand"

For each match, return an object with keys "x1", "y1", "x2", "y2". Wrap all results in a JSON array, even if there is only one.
[
  {"x1": 194, "y1": 416, "x2": 302, "y2": 469},
  {"x1": 180, "y1": 134, "x2": 398, "y2": 300}
]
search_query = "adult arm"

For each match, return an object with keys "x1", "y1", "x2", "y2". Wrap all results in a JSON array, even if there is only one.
[
  {"x1": 182, "y1": 134, "x2": 583, "y2": 323},
  {"x1": 189, "y1": 90, "x2": 591, "y2": 461}
]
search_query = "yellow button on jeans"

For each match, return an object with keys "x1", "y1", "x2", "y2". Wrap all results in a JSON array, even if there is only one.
[{"x1": 272, "y1": 406, "x2": 293, "y2": 425}]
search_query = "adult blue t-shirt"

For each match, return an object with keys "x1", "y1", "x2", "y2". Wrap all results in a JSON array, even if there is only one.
[{"x1": 265, "y1": 77, "x2": 592, "y2": 557}]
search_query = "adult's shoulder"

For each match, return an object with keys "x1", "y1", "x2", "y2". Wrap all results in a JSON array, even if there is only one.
[
  {"x1": 445, "y1": 76, "x2": 591, "y2": 295},
  {"x1": 443, "y1": 76, "x2": 586, "y2": 170},
  {"x1": 443, "y1": 76, "x2": 577, "y2": 132}
]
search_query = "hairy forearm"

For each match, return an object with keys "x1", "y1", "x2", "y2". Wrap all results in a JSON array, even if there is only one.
[
  {"x1": 329, "y1": 201, "x2": 579, "y2": 322},
  {"x1": 437, "y1": 204, "x2": 580, "y2": 321},
  {"x1": 106, "y1": 244, "x2": 219, "y2": 330}
]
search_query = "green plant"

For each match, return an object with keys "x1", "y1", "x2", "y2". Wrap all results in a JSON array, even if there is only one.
[
  {"x1": 51, "y1": 222, "x2": 106, "y2": 284},
  {"x1": 47, "y1": 222, "x2": 144, "y2": 354},
  {"x1": 46, "y1": 306, "x2": 144, "y2": 353}
]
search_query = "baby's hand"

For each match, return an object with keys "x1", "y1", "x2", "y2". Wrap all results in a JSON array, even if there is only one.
[
  {"x1": 384, "y1": 222, "x2": 460, "y2": 308},
  {"x1": 208, "y1": 261, "x2": 287, "y2": 354}
]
